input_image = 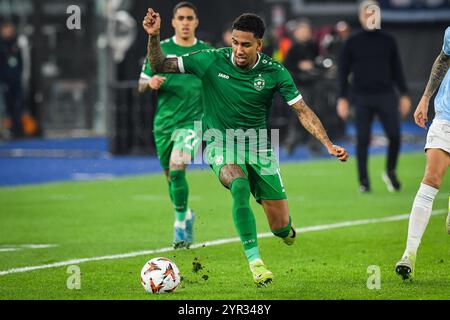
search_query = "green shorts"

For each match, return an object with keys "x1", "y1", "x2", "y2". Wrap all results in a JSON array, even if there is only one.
[
  {"x1": 206, "y1": 143, "x2": 287, "y2": 203},
  {"x1": 154, "y1": 124, "x2": 202, "y2": 170}
]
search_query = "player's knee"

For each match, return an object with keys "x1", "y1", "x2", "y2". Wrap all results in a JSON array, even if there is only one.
[
  {"x1": 169, "y1": 160, "x2": 187, "y2": 172},
  {"x1": 170, "y1": 151, "x2": 190, "y2": 171},
  {"x1": 422, "y1": 173, "x2": 442, "y2": 189},
  {"x1": 270, "y1": 216, "x2": 290, "y2": 233}
]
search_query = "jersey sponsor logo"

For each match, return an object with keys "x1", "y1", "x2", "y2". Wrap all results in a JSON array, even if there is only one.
[
  {"x1": 218, "y1": 73, "x2": 230, "y2": 80},
  {"x1": 254, "y1": 75, "x2": 265, "y2": 91}
]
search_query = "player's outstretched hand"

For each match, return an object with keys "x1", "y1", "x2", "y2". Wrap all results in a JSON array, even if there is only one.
[
  {"x1": 414, "y1": 96, "x2": 429, "y2": 129},
  {"x1": 328, "y1": 145, "x2": 349, "y2": 162},
  {"x1": 143, "y1": 8, "x2": 161, "y2": 36}
]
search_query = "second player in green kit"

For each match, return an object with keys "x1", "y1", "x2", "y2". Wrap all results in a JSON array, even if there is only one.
[
  {"x1": 139, "y1": 2, "x2": 211, "y2": 249},
  {"x1": 141, "y1": 38, "x2": 209, "y2": 171}
]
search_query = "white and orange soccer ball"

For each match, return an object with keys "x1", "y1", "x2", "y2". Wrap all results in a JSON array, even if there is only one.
[{"x1": 140, "y1": 257, "x2": 181, "y2": 294}]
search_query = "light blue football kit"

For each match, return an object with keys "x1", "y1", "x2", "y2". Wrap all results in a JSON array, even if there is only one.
[
  {"x1": 425, "y1": 26, "x2": 450, "y2": 154},
  {"x1": 434, "y1": 26, "x2": 450, "y2": 121}
]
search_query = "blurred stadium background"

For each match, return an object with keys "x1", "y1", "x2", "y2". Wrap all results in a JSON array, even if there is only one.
[
  {"x1": 0, "y1": 0, "x2": 448, "y2": 182},
  {"x1": 0, "y1": 0, "x2": 450, "y2": 300}
]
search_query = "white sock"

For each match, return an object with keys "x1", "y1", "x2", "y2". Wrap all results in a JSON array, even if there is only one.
[
  {"x1": 185, "y1": 208, "x2": 192, "y2": 220},
  {"x1": 174, "y1": 220, "x2": 186, "y2": 229},
  {"x1": 403, "y1": 183, "x2": 439, "y2": 258},
  {"x1": 174, "y1": 209, "x2": 192, "y2": 229}
]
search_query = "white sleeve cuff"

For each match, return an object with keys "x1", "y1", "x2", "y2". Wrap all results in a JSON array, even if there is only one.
[
  {"x1": 177, "y1": 56, "x2": 185, "y2": 73},
  {"x1": 140, "y1": 73, "x2": 152, "y2": 80},
  {"x1": 287, "y1": 94, "x2": 303, "y2": 106}
]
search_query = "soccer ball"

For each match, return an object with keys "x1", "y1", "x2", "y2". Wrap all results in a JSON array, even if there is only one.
[{"x1": 140, "y1": 257, "x2": 181, "y2": 294}]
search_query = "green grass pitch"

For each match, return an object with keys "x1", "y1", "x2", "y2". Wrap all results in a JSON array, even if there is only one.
[{"x1": 0, "y1": 152, "x2": 449, "y2": 300}]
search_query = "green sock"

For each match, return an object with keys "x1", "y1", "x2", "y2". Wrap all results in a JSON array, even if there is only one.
[
  {"x1": 272, "y1": 216, "x2": 292, "y2": 238},
  {"x1": 230, "y1": 178, "x2": 260, "y2": 263},
  {"x1": 169, "y1": 170, "x2": 189, "y2": 222},
  {"x1": 167, "y1": 181, "x2": 174, "y2": 203}
]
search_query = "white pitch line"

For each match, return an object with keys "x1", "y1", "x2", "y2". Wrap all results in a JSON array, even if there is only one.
[
  {"x1": 19, "y1": 244, "x2": 58, "y2": 249},
  {"x1": 132, "y1": 195, "x2": 203, "y2": 202},
  {"x1": 0, "y1": 248, "x2": 19, "y2": 253},
  {"x1": 0, "y1": 244, "x2": 58, "y2": 253},
  {"x1": 0, "y1": 209, "x2": 446, "y2": 277}
]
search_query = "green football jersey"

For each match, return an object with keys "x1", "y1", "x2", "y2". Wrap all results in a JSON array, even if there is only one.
[
  {"x1": 140, "y1": 37, "x2": 212, "y2": 134},
  {"x1": 177, "y1": 48, "x2": 302, "y2": 133}
]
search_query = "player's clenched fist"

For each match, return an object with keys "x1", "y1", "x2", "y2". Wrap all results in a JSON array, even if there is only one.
[
  {"x1": 143, "y1": 8, "x2": 161, "y2": 36},
  {"x1": 328, "y1": 145, "x2": 349, "y2": 162}
]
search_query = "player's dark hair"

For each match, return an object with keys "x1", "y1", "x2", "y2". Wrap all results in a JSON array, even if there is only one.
[
  {"x1": 232, "y1": 13, "x2": 266, "y2": 39},
  {"x1": 173, "y1": 1, "x2": 198, "y2": 17}
]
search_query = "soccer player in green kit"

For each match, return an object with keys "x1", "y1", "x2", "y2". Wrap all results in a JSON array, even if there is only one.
[
  {"x1": 138, "y1": 2, "x2": 211, "y2": 249},
  {"x1": 143, "y1": 8, "x2": 349, "y2": 286}
]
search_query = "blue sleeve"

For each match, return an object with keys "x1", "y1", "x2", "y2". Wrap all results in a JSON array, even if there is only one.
[{"x1": 443, "y1": 27, "x2": 450, "y2": 56}]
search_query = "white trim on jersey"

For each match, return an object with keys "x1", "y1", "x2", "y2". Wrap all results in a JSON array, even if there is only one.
[
  {"x1": 252, "y1": 53, "x2": 261, "y2": 69},
  {"x1": 140, "y1": 72, "x2": 152, "y2": 80},
  {"x1": 177, "y1": 56, "x2": 185, "y2": 73},
  {"x1": 287, "y1": 94, "x2": 303, "y2": 106},
  {"x1": 172, "y1": 36, "x2": 198, "y2": 46}
]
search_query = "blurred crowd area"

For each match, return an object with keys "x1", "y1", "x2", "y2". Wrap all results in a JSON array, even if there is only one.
[{"x1": 0, "y1": 0, "x2": 449, "y2": 155}]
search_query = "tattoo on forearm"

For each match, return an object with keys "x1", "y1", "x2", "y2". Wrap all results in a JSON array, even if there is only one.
[
  {"x1": 293, "y1": 99, "x2": 332, "y2": 148},
  {"x1": 423, "y1": 51, "x2": 450, "y2": 98},
  {"x1": 147, "y1": 35, "x2": 179, "y2": 73}
]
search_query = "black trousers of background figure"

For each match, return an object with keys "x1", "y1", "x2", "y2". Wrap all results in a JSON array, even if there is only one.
[
  {"x1": 353, "y1": 92, "x2": 400, "y2": 186},
  {"x1": 2, "y1": 80, "x2": 24, "y2": 137}
]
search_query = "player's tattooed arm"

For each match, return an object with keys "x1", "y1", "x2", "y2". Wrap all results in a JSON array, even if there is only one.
[
  {"x1": 292, "y1": 99, "x2": 333, "y2": 149},
  {"x1": 292, "y1": 99, "x2": 349, "y2": 162},
  {"x1": 143, "y1": 8, "x2": 180, "y2": 74},
  {"x1": 147, "y1": 35, "x2": 180, "y2": 74},
  {"x1": 423, "y1": 50, "x2": 450, "y2": 99}
]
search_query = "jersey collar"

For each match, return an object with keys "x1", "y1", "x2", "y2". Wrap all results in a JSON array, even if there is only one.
[
  {"x1": 172, "y1": 36, "x2": 198, "y2": 46},
  {"x1": 231, "y1": 52, "x2": 261, "y2": 70}
]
